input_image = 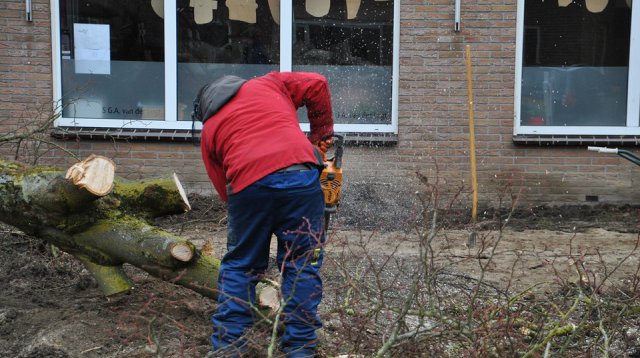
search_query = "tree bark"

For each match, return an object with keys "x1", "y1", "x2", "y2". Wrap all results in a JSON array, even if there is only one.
[{"x1": 0, "y1": 156, "x2": 217, "y2": 297}]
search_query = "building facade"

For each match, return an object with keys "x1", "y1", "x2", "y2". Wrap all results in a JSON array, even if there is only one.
[{"x1": 2, "y1": 0, "x2": 639, "y2": 228}]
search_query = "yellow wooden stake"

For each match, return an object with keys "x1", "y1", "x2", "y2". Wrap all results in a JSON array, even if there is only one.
[{"x1": 465, "y1": 45, "x2": 479, "y2": 228}]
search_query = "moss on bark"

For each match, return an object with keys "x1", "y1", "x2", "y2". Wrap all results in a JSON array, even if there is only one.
[{"x1": 0, "y1": 158, "x2": 220, "y2": 298}]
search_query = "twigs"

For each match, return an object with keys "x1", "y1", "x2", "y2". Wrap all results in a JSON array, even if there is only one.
[
  {"x1": 315, "y1": 168, "x2": 640, "y2": 357},
  {"x1": 594, "y1": 233, "x2": 640, "y2": 293},
  {"x1": 0, "y1": 99, "x2": 72, "y2": 165},
  {"x1": 374, "y1": 271, "x2": 421, "y2": 358},
  {"x1": 0, "y1": 104, "x2": 60, "y2": 144}
]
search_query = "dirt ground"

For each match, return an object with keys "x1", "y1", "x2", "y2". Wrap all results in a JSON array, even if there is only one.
[{"x1": 1, "y1": 197, "x2": 639, "y2": 357}]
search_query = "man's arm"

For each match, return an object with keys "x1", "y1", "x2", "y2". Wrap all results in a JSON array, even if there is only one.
[
  {"x1": 200, "y1": 140, "x2": 229, "y2": 202},
  {"x1": 273, "y1": 72, "x2": 334, "y2": 144}
]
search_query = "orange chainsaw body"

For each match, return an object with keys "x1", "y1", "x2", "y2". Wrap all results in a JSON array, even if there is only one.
[
  {"x1": 320, "y1": 160, "x2": 342, "y2": 207},
  {"x1": 320, "y1": 135, "x2": 344, "y2": 211}
]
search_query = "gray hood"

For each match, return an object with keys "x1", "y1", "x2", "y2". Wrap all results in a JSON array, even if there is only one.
[{"x1": 192, "y1": 75, "x2": 247, "y2": 124}]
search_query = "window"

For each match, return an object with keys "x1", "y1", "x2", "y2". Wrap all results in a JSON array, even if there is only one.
[
  {"x1": 514, "y1": 0, "x2": 640, "y2": 137},
  {"x1": 57, "y1": 1, "x2": 165, "y2": 122},
  {"x1": 51, "y1": 0, "x2": 399, "y2": 136},
  {"x1": 292, "y1": 1, "x2": 394, "y2": 127}
]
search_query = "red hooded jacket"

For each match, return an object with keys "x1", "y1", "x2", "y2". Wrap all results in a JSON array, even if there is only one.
[{"x1": 199, "y1": 72, "x2": 334, "y2": 202}]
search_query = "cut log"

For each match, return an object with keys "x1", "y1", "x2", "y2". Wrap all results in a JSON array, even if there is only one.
[
  {"x1": 0, "y1": 155, "x2": 211, "y2": 297},
  {"x1": 112, "y1": 175, "x2": 191, "y2": 218},
  {"x1": 257, "y1": 278, "x2": 281, "y2": 311},
  {"x1": 0, "y1": 155, "x2": 280, "y2": 315}
]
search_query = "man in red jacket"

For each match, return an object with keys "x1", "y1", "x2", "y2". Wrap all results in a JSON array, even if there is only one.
[{"x1": 195, "y1": 72, "x2": 334, "y2": 357}]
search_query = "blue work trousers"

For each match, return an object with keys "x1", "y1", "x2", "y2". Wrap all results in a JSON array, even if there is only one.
[{"x1": 211, "y1": 169, "x2": 325, "y2": 357}]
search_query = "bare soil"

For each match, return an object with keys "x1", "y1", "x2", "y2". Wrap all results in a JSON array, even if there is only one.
[{"x1": 1, "y1": 197, "x2": 639, "y2": 357}]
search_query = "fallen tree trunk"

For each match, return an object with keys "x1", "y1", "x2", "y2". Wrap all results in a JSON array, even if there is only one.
[
  {"x1": 0, "y1": 156, "x2": 281, "y2": 311},
  {"x1": 0, "y1": 156, "x2": 217, "y2": 297}
]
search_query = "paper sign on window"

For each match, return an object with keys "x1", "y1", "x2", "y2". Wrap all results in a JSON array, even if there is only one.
[
  {"x1": 74, "y1": 23, "x2": 111, "y2": 75},
  {"x1": 268, "y1": 0, "x2": 279, "y2": 24},
  {"x1": 227, "y1": 0, "x2": 257, "y2": 23},
  {"x1": 306, "y1": 0, "x2": 330, "y2": 17},
  {"x1": 191, "y1": 0, "x2": 218, "y2": 24}
]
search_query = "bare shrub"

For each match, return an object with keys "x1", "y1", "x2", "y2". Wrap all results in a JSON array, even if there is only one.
[{"x1": 313, "y1": 171, "x2": 640, "y2": 358}]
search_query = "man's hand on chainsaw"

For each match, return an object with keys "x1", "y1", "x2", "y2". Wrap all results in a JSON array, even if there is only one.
[{"x1": 315, "y1": 138, "x2": 333, "y2": 161}]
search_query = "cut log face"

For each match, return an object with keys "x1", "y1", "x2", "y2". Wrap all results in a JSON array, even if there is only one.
[
  {"x1": 170, "y1": 242, "x2": 195, "y2": 262},
  {"x1": 173, "y1": 172, "x2": 191, "y2": 211},
  {"x1": 65, "y1": 154, "x2": 115, "y2": 196},
  {"x1": 257, "y1": 278, "x2": 281, "y2": 311}
]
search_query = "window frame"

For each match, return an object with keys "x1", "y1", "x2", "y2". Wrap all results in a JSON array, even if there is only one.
[
  {"x1": 50, "y1": 0, "x2": 400, "y2": 135},
  {"x1": 513, "y1": 0, "x2": 640, "y2": 137}
]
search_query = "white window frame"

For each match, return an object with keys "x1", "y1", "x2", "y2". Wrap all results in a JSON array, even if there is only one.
[
  {"x1": 51, "y1": 0, "x2": 399, "y2": 135},
  {"x1": 513, "y1": 0, "x2": 640, "y2": 136}
]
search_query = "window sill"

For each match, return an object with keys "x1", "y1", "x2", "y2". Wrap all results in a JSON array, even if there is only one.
[
  {"x1": 51, "y1": 127, "x2": 198, "y2": 142},
  {"x1": 342, "y1": 132, "x2": 397, "y2": 146},
  {"x1": 513, "y1": 135, "x2": 640, "y2": 146},
  {"x1": 52, "y1": 127, "x2": 398, "y2": 145}
]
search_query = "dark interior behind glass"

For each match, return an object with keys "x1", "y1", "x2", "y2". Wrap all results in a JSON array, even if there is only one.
[
  {"x1": 293, "y1": 0, "x2": 394, "y2": 125},
  {"x1": 520, "y1": 0, "x2": 631, "y2": 127}
]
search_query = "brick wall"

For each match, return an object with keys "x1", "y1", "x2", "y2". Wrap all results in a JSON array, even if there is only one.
[
  {"x1": 396, "y1": 0, "x2": 640, "y2": 212},
  {"x1": 1, "y1": 0, "x2": 54, "y2": 136},
  {"x1": 1, "y1": 0, "x2": 639, "y2": 231}
]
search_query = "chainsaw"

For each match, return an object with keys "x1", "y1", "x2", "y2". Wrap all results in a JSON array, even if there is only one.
[{"x1": 320, "y1": 134, "x2": 344, "y2": 229}]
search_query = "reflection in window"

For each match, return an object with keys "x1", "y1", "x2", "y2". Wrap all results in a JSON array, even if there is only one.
[
  {"x1": 60, "y1": 0, "x2": 165, "y2": 120},
  {"x1": 177, "y1": 0, "x2": 279, "y2": 121},
  {"x1": 520, "y1": 0, "x2": 630, "y2": 127},
  {"x1": 293, "y1": 0, "x2": 394, "y2": 125}
]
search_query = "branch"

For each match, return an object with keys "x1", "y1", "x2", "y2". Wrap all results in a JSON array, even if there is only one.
[{"x1": 0, "y1": 110, "x2": 60, "y2": 144}]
